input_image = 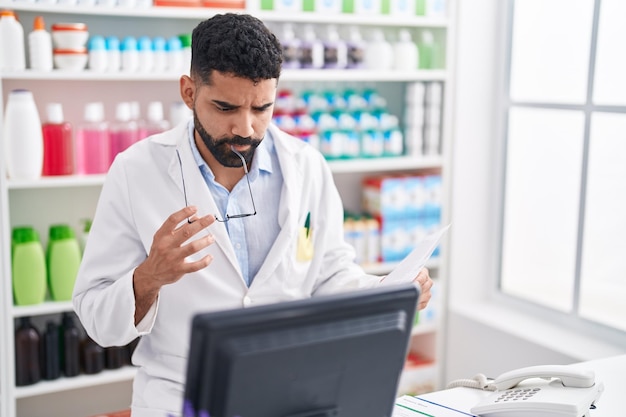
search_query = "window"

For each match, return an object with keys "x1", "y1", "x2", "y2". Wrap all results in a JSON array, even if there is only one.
[{"x1": 499, "y1": 0, "x2": 626, "y2": 340}]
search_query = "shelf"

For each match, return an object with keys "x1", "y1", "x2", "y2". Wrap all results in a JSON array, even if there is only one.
[
  {"x1": 5, "y1": 156, "x2": 441, "y2": 190},
  {"x1": 328, "y1": 155, "x2": 442, "y2": 174},
  {"x1": 9, "y1": 258, "x2": 442, "y2": 318},
  {"x1": 0, "y1": 3, "x2": 450, "y2": 28},
  {"x1": 0, "y1": 69, "x2": 447, "y2": 83},
  {"x1": 13, "y1": 367, "x2": 137, "y2": 399},
  {"x1": 7, "y1": 175, "x2": 106, "y2": 190},
  {"x1": 12, "y1": 301, "x2": 74, "y2": 318}
]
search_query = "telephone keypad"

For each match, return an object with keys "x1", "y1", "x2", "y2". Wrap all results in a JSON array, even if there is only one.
[{"x1": 495, "y1": 388, "x2": 541, "y2": 402}]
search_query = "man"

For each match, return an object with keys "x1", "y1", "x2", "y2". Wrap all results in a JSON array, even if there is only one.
[{"x1": 73, "y1": 13, "x2": 433, "y2": 417}]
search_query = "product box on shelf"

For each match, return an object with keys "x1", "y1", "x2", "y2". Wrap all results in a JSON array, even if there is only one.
[{"x1": 363, "y1": 173, "x2": 442, "y2": 262}]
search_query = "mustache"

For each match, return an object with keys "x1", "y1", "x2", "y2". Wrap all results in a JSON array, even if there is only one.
[{"x1": 214, "y1": 136, "x2": 259, "y2": 147}]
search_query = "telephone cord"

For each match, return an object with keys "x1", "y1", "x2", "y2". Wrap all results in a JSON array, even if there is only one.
[{"x1": 446, "y1": 373, "x2": 497, "y2": 391}]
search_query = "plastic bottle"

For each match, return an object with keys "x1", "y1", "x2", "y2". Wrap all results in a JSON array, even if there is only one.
[
  {"x1": 11, "y1": 226, "x2": 47, "y2": 306},
  {"x1": 87, "y1": 35, "x2": 107, "y2": 72},
  {"x1": 279, "y1": 23, "x2": 300, "y2": 69},
  {"x1": 81, "y1": 336, "x2": 105, "y2": 374},
  {"x1": 364, "y1": 29, "x2": 393, "y2": 71},
  {"x1": 179, "y1": 33, "x2": 191, "y2": 74},
  {"x1": 3, "y1": 89, "x2": 44, "y2": 180},
  {"x1": 393, "y1": 29, "x2": 419, "y2": 71},
  {"x1": 166, "y1": 36, "x2": 184, "y2": 73},
  {"x1": 60, "y1": 312, "x2": 81, "y2": 377},
  {"x1": 75, "y1": 102, "x2": 110, "y2": 174},
  {"x1": 42, "y1": 321, "x2": 61, "y2": 380},
  {"x1": 298, "y1": 24, "x2": 324, "y2": 69},
  {"x1": 42, "y1": 103, "x2": 74, "y2": 176},
  {"x1": 345, "y1": 26, "x2": 366, "y2": 69},
  {"x1": 120, "y1": 36, "x2": 138, "y2": 72},
  {"x1": 15, "y1": 317, "x2": 42, "y2": 386},
  {"x1": 322, "y1": 25, "x2": 347, "y2": 69},
  {"x1": 0, "y1": 10, "x2": 26, "y2": 72},
  {"x1": 169, "y1": 101, "x2": 192, "y2": 127},
  {"x1": 28, "y1": 16, "x2": 53, "y2": 71},
  {"x1": 419, "y1": 30, "x2": 435, "y2": 69},
  {"x1": 152, "y1": 36, "x2": 167, "y2": 73},
  {"x1": 129, "y1": 101, "x2": 147, "y2": 140},
  {"x1": 47, "y1": 224, "x2": 82, "y2": 301},
  {"x1": 137, "y1": 36, "x2": 154, "y2": 73},
  {"x1": 105, "y1": 346, "x2": 126, "y2": 370},
  {"x1": 144, "y1": 101, "x2": 171, "y2": 137},
  {"x1": 105, "y1": 36, "x2": 121, "y2": 72},
  {"x1": 109, "y1": 102, "x2": 139, "y2": 164},
  {"x1": 79, "y1": 218, "x2": 92, "y2": 253}
]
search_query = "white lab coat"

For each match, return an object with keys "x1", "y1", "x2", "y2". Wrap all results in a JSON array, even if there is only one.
[{"x1": 73, "y1": 120, "x2": 380, "y2": 416}]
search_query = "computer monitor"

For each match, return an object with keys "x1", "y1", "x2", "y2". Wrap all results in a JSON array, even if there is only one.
[{"x1": 182, "y1": 283, "x2": 419, "y2": 417}]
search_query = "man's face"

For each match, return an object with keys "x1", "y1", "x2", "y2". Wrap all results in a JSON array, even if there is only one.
[{"x1": 185, "y1": 71, "x2": 277, "y2": 168}]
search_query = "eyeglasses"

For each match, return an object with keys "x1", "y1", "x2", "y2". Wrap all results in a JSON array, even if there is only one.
[{"x1": 176, "y1": 146, "x2": 257, "y2": 224}]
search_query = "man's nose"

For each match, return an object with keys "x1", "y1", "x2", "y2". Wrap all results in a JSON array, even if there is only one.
[{"x1": 231, "y1": 112, "x2": 254, "y2": 138}]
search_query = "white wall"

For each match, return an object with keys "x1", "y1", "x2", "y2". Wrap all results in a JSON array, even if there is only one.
[{"x1": 444, "y1": 0, "x2": 624, "y2": 385}]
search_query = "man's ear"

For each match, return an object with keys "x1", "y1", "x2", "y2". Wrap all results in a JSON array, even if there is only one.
[{"x1": 179, "y1": 75, "x2": 195, "y2": 109}]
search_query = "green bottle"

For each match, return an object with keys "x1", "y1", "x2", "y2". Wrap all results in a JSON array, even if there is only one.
[
  {"x1": 47, "y1": 224, "x2": 81, "y2": 301},
  {"x1": 12, "y1": 226, "x2": 47, "y2": 306}
]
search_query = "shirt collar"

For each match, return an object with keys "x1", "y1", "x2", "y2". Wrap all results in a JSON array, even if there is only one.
[{"x1": 186, "y1": 120, "x2": 275, "y2": 181}]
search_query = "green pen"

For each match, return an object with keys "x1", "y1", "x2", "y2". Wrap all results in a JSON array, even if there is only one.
[{"x1": 304, "y1": 212, "x2": 311, "y2": 238}]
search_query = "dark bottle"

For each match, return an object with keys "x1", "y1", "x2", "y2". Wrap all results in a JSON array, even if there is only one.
[
  {"x1": 105, "y1": 346, "x2": 125, "y2": 370},
  {"x1": 60, "y1": 312, "x2": 80, "y2": 377},
  {"x1": 15, "y1": 316, "x2": 41, "y2": 386},
  {"x1": 42, "y1": 321, "x2": 61, "y2": 380},
  {"x1": 125, "y1": 336, "x2": 140, "y2": 365},
  {"x1": 81, "y1": 336, "x2": 105, "y2": 374}
]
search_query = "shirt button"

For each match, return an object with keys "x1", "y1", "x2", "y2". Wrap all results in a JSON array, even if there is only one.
[
  {"x1": 235, "y1": 243, "x2": 241, "y2": 249},
  {"x1": 243, "y1": 296, "x2": 252, "y2": 306}
]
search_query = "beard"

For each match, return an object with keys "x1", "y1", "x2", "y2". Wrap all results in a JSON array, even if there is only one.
[{"x1": 193, "y1": 111, "x2": 262, "y2": 168}]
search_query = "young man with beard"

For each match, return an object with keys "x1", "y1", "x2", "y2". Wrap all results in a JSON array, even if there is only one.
[{"x1": 73, "y1": 13, "x2": 432, "y2": 416}]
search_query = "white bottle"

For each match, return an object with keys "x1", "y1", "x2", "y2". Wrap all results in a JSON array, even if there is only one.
[
  {"x1": 106, "y1": 36, "x2": 121, "y2": 72},
  {"x1": 322, "y1": 25, "x2": 347, "y2": 69},
  {"x1": 364, "y1": 29, "x2": 393, "y2": 71},
  {"x1": 88, "y1": 35, "x2": 107, "y2": 72},
  {"x1": 28, "y1": 16, "x2": 53, "y2": 72},
  {"x1": 345, "y1": 26, "x2": 366, "y2": 69},
  {"x1": 3, "y1": 89, "x2": 44, "y2": 180},
  {"x1": 137, "y1": 36, "x2": 154, "y2": 73},
  {"x1": 152, "y1": 37, "x2": 167, "y2": 73},
  {"x1": 0, "y1": 10, "x2": 26, "y2": 72},
  {"x1": 298, "y1": 24, "x2": 324, "y2": 69},
  {"x1": 145, "y1": 101, "x2": 170, "y2": 136},
  {"x1": 120, "y1": 36, "x2": 139, "y2": 72},
  {"x1": 279, "y1": 23, "x2": 300, "y2": 70},
  {"x1": 393, "y1": 29, "x2": 419, "y2": 71},
  {"x1": 166, "y1": 36, "x2": 184, "y2": 73}
]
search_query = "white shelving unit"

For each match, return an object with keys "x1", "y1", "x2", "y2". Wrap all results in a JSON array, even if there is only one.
[{"x1": 0, "y1": 3, "x2": 456, "y2": 416}]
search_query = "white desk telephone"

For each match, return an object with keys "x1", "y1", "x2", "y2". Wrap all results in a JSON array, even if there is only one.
[{"x1": 466, "y1": 365, "x2": 604, "y2": 417}]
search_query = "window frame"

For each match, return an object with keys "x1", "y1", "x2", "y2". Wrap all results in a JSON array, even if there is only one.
[{"x1": 493, "y1": 0, "x2": 626, "y2": 347}]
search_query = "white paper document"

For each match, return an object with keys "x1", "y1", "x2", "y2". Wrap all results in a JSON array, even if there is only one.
[
  {"x1": 394, "y1": 392, "x2": 478, "y2": 416},
  {"x1": 381, "y1": 224, "x2": 450, "y2": 286}
]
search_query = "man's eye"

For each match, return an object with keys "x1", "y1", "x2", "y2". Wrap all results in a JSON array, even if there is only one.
[{"x1": 217, "y1": 107, "x2": 233, "y2": 112}]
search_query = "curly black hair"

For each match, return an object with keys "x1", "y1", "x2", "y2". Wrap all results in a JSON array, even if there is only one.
[{"x1": 190, "y1": 13, "x2": 283, "y2": 84}]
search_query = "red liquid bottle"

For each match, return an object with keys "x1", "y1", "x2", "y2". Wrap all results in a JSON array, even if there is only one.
[{"x1": 42, "y1": 102, "x2": 74, "y2": 176}]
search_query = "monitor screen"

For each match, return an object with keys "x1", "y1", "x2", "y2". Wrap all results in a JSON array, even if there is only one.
[{"x1": 182, "y1": 283, "x2": 419, "y2": 417}]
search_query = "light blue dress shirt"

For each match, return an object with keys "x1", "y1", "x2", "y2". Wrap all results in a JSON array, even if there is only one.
[{"x1": 187, "y1": 122, "x2": 283, "y2": 286}]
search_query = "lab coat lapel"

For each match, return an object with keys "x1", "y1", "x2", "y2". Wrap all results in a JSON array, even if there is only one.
[
  {"x1": 253, "y1": 127, "x2": 302, "y2": 285},
  {"x1": 168, "y1": 137, "x2": 243, "y2": 282}
]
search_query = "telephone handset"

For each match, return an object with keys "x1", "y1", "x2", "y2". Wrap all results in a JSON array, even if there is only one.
[{"x1": 469, "y1": 365, "x2": 604, "y2": 417}]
